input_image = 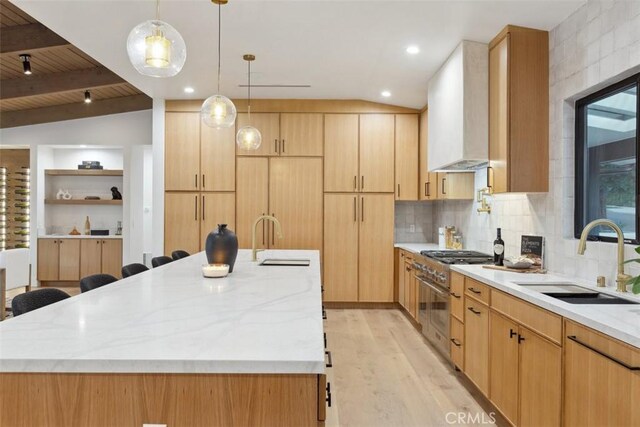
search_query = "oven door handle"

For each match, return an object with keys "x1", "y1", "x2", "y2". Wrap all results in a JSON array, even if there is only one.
[{"x1": 416, "y1": 276, "x2": 448, "y2": 297}]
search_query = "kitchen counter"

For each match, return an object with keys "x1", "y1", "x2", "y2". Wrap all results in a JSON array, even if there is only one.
[
  {"x1": 38, "y1": 234, "x2": 122, "y2": 239},
  {"x1": 0, "y1": 249, "x2": 324, "y2": 374},
  {"x1": 394, "y1": 242, "x2": 440, "y2": 254},
  {"x1": 451, "y1": 265, "x2": 640, "y2": 348}
]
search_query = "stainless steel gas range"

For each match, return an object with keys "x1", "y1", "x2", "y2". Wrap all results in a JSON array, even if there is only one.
[{"x1": 414, "y1": 250, "x2": 494, "y2": 358}]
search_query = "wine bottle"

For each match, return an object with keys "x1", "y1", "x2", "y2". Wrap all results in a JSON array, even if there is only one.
[
  {"x1": 84, "y1": 216, "x2": 91, "y2": 235},
  {"x1": 493, "y1": 228, "x2": 505, "y2": 266}
]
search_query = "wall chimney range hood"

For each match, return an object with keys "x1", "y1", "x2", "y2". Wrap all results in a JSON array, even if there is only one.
[{"x1": 427, "y1": 41, "x2": 488, "y2": 171}]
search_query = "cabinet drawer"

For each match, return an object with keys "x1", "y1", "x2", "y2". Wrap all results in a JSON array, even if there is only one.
[
  {"x1": 465, "y1": 278, "x2": 490, "y2": 305},
  {"x1": 450, "y1": 316, "x2": 464, "y2": 370},
  {"x1": 492, "y1": 290, "x2": 562, "y2": 345},
  {"x1": 450, "y1": 272, "x2": 464, "y2": 321},
  {"x1": 565, "y1": 320, "x2": 640, "y2": 366}
]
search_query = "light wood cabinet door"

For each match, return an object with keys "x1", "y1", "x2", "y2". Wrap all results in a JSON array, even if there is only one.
[
  {"x1": 397, "y1": 250, "x2": 406, "y2": 307},
  {"x1": 418, "y1": 109, "x2": 440, "y2": 200},
  {"x1": 101, "y1": 239, "x2": 123, "y2": 279},
  {"x1": 280, "y1": 113, "x2": 323, "y2": 157},
  {"x1": 324, "y1": 114, "x2": 359, "y2": 192},
  {"x1": 403, "y1": 261, "x2": 413, "y2": 314},
  {"x1": 165, "y1": 112, "x2": 201, "y2": 191},
  {"x1": 438, "y1": 172, "x2": 474, "y2": 200},
  {"x1": 450, "y1": 316, "x2": 464, "y2": 370},
  {"x1": 489, "y1": 311, "x2": 519, "y2": 425},
  {"x1": 464, "y1": 298, "x2": 489, "y2": 395},
  {"x1": 269, "y1": 158, "x2": 322, "y2": 250},
  {"x1": 200, "y1": 124, "x2": 235, "y2": 191},
  {"x1": 201, "y1": 193, "x2": 236, "y2": 247},
  {"x1": 164, "y1": 193, "x2": 201, "y2": 255},
  {"x1": 58, "y1": 239, "x2": 80, "y2": 281},
  {"x1": 358, "y1": 194, "x2": 394, "y2": 302},
  {"x1": 80, "y1": 239, "x2": 102, "y2": 278},
  {"x1": 37, "y1": 239, "x2": 59, "y2": 281},
  {"x1": 236, "y1": 113, "x2": 279, "y2": 157},
  {"x1": 359, "y1": 114, "x2": 394, "y2": 193},
  {"x1": 323, "y1": 194, "x2": 358, "y2": 302},
  {"x1": 236, "y1": 157, "x2": 269, "y2": 249},
  {"x1": 489, "y1": 35, "x2": 509, "y2": 194},
  {"x1": 395, "y1": 114, "x2": 419, "y2": 201},
  {"x1": 519, "y1": 327, "x2": 561, "y2": 427}
]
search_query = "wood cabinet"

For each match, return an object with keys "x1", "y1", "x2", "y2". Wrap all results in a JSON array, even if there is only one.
[
  {"x1": 279, "y1": 113, "x2": 323, "y2": 157},
  {"x1": 395, "y1": 114, "x2": 418, "y2": 201},
  {"x1": 450, "y1": 316, "x2": 464, "y2": 370},
  {"x1": 564, "y1": 321, "x2": 640, "y2": 427},
  {"x1": 165, "y1": 192, "x2": 235, "y2": 256},
  {"x1": 39, "y1": 238, "x2": 122, "y2": 282},
  {"x1": 165, "y1": 112, "x2": 201, "y2": 191},
  {"x1": 324, "y1": 194, "x2": 394, "y2": 303},
  {"x1": 324, "y1": 114, "x2": 359, "y2": 192},
  {"x1": 450, "y1": 272, "x2": 465, "y2": 321},
  {"x1": 488, "y1": 25, "x2": 548, "y2": 193},
  {"x1": 404, "y1": 261, "x2": 417, "y2": 319},
  {"x1": 359, "y1": 114, "x2": 395, "y2": 193},
  {"x1": 437, "y1": 172, "x2": 475, "y2": 200},
  {"x1": 236, "y1": 113, "x2": 279, "y2": 157},
  {"x1": 464, "y1": 296, "x2": 489, "y2": 395},
  {"x1": 489, "y1": 311, "x2": 519, "y2": 425},
  {"x1": 397, "y1": 250, "x2": 407, "y2": 306},
  {"x1": 237, "y1": 157, "x2": 322, "y2": 252},
  {"x1": 419, "y1": 108, "x2": 438, "y2": 201},
  {"x1": 200, "y1": 123, "x2": 235, "y2": 191}
]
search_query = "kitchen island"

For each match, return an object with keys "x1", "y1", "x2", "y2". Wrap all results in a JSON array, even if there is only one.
[{"x1": 0, "y1": 249, "x2": 326, "y2": 427}]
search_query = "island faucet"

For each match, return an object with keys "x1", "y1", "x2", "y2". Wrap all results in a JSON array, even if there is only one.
[
  {"x1": 577, "y1": 219, "x2": 631, "y2": 293},
  {"x1": 252, "y1": 215, "x2": 283, "y2": 261}
]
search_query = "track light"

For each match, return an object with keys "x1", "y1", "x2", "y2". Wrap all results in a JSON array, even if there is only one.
[
  {"x1": 84, "y1": 90, "x2": 92, "y2": 104},
  {"x1": 19, "y1": 54, "x2": 31, "y2": 75}
]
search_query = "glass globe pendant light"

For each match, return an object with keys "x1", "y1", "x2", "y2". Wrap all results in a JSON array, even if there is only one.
[
  {"x1": 201, "y1": 0, "x2": 236, "y2": 129},
  {"x1": 126, "y1": 0, "x2": 186, "y2": 78},
  {"x1": 236, "y1": 54, "x2": 262, "y2": 150}
]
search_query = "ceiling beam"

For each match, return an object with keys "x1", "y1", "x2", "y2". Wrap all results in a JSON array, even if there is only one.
[
  {"x1": 0, "y1": 67, "x2": 125, "y2": 100},
  {"x1": 0, "y1": 94, "x2": 152, "y2": 128},
  {"x1": 0, "y1": 23, "x2": 69, "y2": 54}
]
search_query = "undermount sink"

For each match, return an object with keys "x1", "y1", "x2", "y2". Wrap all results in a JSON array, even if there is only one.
[
  {"x1": 258, "y1": 258, "x2": 310, "y2": 267},
  {"x1": 516, "y1": 282, "x2": 639, "y2": 305}
]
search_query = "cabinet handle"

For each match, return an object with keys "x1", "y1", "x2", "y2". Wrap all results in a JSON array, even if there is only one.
[
  {"x1": 468, "y1": 287, "x2": 482, "y2": 295},
  {"x1": 195, "y1": 174, "x2": 198, "y2": 189},
  {"x1": 567, "y1": 335, "x2": 640, "y2": 371},
  {"x1": 326, "y1": 382, "x2": 332, "y2": 407},
  {"x1": 54, "y1": 240, "x2": 57, "y2": 244},
  {"x1": 202, "y1": 196, "x2": 205, "y2": 221},
  {"x1": 262, "y1": 212, "x2": 265, "y2": 245},
  {"x1": 450, "y1": 292, "x2": 461, "y2": 299},
  {"x1": 426, "y1": 182, "x2": 431, "y2": 197},
  {"x1": 424, "y1": 182, "x2": 428, "y2": 197},
  {"x1": 442, "y1": 177, "x2": 446, "y2": 195},
  {"x1": 97, "y1": 241, "x2": 100, "y2": 245},
  {"x1": 361, "y1": 197, "x2": 364, "y2": 222},
  {"x1": 509, "y1": 329, "x2": 517, "y2": 338},
  {"x1": 274, "y1": 139, "x2": 278, "y2": 154},
  {"x1": 325, "y1": 350, "x2": 333, "y2": 368},
  {"x1": 202, "y1": 174, "x2": 205, "y2": 189},
  {"x1": 467, "y1": 307, "x2": 481, "y2": 315},
  {"x1": 324, "y1": 332, "x2": 327, "y2": 348},
  {"x1": 517, "y1": 334, "x2": 525, "y2": 344},
  {"x1": 397, "y1": 184, "x2": 400, "y2": 198},
  {"x1": 322, "y1": 308, "x2": 327, "y2": 320},
  {"x1": 361, "y1": 176, "x2": 364, "y2": 190},
  {"x1": 194, "y1": 196, "x2": 198, "y2": 221},
  {"x1": 354, "y1": 176, "x2": 357, "y2": 191},
  {"x1": 487, "y1": 166, "x2": 493, "y2": 189},
  {"x1": 271, "y1": 213, "x2": 275, "y2": 245},
  {"x1": 353, "y1": 197, "x2": 357, "y2": 222},
  {"x1": 450, "y1": 338, "x2": 462, "y2": 347},
  {"x1": 102, "y1": 240, "x2": 106, "y2": 244},
  {"x1": 282, "y1": 139, "x2": 285, "y2": 153},
  {"x1": 401, "y1": 253, "x2": 405, "y2": 258},
  {"x1": 406, "y1": 266, "x2": 411, "y2": 272}
]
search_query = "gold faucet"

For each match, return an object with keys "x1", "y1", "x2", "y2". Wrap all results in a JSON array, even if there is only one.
[
  {"x1": 577, "y1": 219, "x2": 631, "y2": 293},
  {"x1": 476, "y1": 187, "x2": 492, "y2": 214},
  {"x1": 251, "y1": 215, "x2": 283, "y2": 261}
]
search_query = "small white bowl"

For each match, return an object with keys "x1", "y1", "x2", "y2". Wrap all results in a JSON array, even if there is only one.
[
  {"x1": 202, "y1": 263, "x2": 229, "y2": 278},
  {"x1": 504, "y1": 259, "x2": 534, "y2": 269}
]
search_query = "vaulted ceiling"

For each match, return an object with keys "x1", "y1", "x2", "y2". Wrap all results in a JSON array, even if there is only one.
[{"x1": 0, "y1": 0, "x2": 151, "y2": 128}]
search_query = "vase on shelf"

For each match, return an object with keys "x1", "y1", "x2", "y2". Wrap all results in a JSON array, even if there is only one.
[{"x1": 205, "y1": 224, "x2": 239, "y2": 273}]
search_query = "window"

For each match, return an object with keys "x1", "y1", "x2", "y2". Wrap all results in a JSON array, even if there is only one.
[{"x1": 575, "y1": 73, "x2": 639, "y2": 244}]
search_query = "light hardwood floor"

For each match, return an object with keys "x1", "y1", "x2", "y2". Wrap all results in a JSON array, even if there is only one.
[{"x1": 324, "y1": 309, "x2": 496, "y2": 427}]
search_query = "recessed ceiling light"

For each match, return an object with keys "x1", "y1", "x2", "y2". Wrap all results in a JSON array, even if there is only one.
[
  {"x1": 84, "y1": 90, "x2": 92, "y2": 104},
  {"x1": 406, "y1": 46, "x2": 420, "y2": 55},
  {"x1": 184, "y1": 87, "x2": 195, "y2": 94},
  {"x1": 381, "y1": 90, "x2": 391, "y2": 97},
  {"x1": 79, "y1": 145, "x2": 88, "y2": 148}
]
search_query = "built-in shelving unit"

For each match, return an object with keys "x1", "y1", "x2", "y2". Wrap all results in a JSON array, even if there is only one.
[
  {"x1": 0, "y1": 149, "x2": 31, "y2": 250},
  {"x1": 45, "y1": 169, "x2": 123, "y2": 176},
  {"x1": 45, "y1": 199, "x2": 123, "y2": 205}
]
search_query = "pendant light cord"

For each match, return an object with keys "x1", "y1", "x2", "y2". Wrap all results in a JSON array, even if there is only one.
[
  {"x1": 247, "y1": 59, "x2": 251, "y2": 119},
  {"x1": 156, "y1": 0, "x2": 160, "y2": 20},
  {"x1": 217, "y1": 3, "x2": 221, "y2": 93}
]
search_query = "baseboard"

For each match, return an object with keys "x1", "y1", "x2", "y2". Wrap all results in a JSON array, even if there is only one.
[{"x1": 323, "y1": 301, "x2": 399, "y2": 309}]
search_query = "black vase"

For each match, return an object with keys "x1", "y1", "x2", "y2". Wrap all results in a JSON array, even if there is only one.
[{"x1": 205, "y1": 224, "x2": 239, "y2": 273}]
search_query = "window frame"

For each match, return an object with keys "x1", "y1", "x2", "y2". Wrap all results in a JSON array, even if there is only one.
[{"x1": 574, "y1": 72, "x2": 640, "y2": 244}]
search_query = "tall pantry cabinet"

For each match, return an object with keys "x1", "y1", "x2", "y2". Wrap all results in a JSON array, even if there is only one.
[{"x1": 323, "y1": 114, "x2": 396, "y2": 303}]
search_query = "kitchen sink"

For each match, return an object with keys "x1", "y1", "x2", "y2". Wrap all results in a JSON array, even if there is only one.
[
  {"x1": 516, "y1": 282, "x2": 639, "y2": 305},
  {"x1": 258, "y1": 258, "x2": 310, "y2": 266}
]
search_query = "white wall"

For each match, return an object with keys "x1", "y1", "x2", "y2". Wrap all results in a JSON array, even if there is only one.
[
  {"x1": 152, "y1": 99, "x2": 165, "y2": 256},
  {"x1": 434, "y1": 0, "x2": 640, "y2": 288}
]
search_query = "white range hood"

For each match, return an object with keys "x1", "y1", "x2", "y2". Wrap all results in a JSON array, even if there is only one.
[{"x1": 427, "y1": 40, "x2": 488, "y2": 171}]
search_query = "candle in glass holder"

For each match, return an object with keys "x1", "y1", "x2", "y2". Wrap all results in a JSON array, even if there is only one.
[{"x1": 202, "y1": 263, "x2": 229, "y2": 278}]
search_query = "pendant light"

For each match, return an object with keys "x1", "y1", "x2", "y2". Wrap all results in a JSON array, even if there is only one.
[
  {"x1": 201, "y1": 0, "x2": 236, "y2": 129},
  {"x1": 19, "y1": 54, "x2": 32, "y2": 75},
  {"x1": 236, "y1": 54, "x2": 262, "y2": 150},
  {"x1": 126, "y1": 0, "x2": 186, "y2": 78}
]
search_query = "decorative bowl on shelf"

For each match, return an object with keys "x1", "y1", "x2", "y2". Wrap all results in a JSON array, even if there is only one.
[{"x1": 202, "y1": 264, "x2": 229, "y2": 278}]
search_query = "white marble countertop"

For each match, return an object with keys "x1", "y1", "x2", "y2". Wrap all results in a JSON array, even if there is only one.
[
  {"x1": 38, "y1": 234, "x2": 122, "y2": 239},
  {"x1": 394, "y1": 242, "x2": 440, "y2": 254},
  {"x1": 0, "y1": 250, "x2": 325, "y2": 374},
  {"x1": 451, "y1": 265, "x2": 640, "y2": 349}
]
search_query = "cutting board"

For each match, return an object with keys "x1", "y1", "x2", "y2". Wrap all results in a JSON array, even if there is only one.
[{"x1": 482, "y1": 265, "x2": 547, "y2": 274}]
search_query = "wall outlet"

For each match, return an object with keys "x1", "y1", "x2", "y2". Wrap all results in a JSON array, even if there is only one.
[{"x1": 409, "y1": 224, "x2": 415, "y2": 233}]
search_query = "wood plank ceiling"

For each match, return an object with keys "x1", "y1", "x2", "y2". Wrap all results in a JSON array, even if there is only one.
[{"x1": 0, "y1": 0, "x2": 151, "y2": 128}]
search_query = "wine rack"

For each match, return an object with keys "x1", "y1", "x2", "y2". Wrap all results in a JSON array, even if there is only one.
[{"x1": 0, "y1": 165, "x2": 30, "y2": 250}]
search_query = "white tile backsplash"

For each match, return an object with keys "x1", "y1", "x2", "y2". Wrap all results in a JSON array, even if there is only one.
[{"x1": 432, "y1": 0, "x2": 640, "y2": 288}]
